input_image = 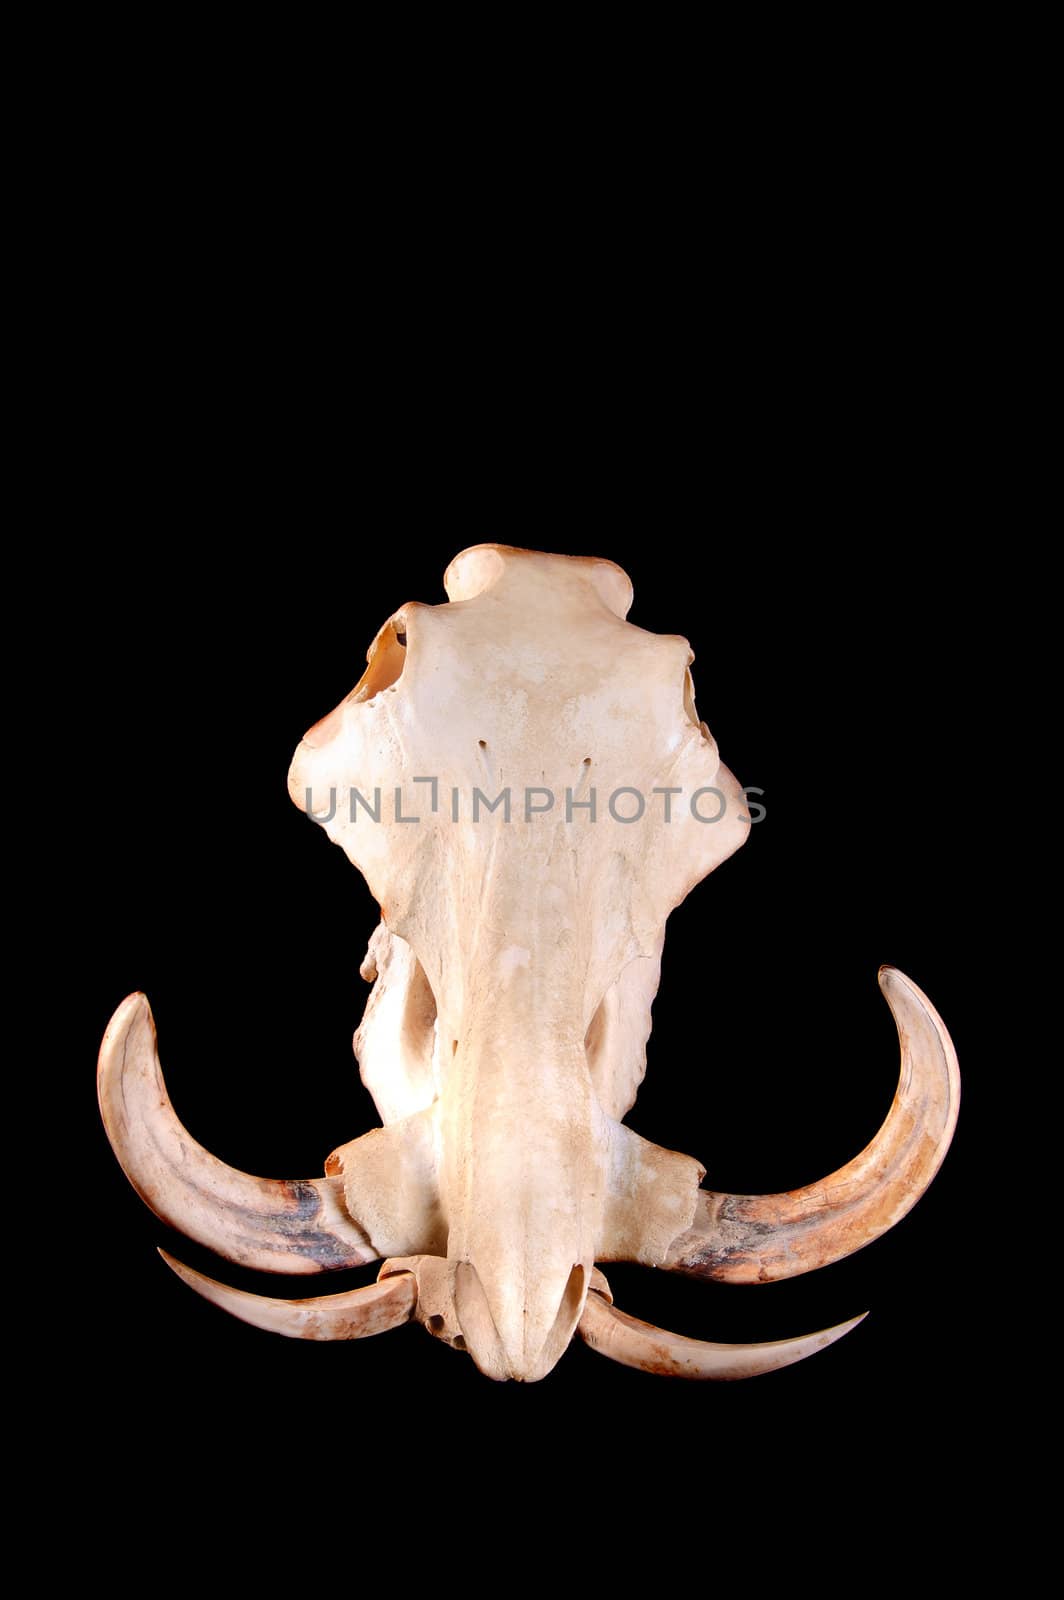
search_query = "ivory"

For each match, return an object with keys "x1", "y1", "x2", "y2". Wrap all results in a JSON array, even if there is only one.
[{"x1": 98, "y1": 545, "x2": 960, "y2": 1382}]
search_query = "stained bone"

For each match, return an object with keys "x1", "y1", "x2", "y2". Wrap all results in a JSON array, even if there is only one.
[
  {"x1": 98, "y1": 546, "x2": 960, "y2": 1382},
  {"x1": 285, "y1": 546, "x2": 748, "y2": 1376},
  {"x1": 98, "y1": 994, "x2": 375, "y2": 1274},
  {"x1": 664, "y1": 968, "x2": 960, "y2": 1283}
]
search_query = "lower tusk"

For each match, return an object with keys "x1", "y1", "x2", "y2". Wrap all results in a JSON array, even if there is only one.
[
  {"x1": 159, "y1": 1251, "x2": 417, "y2": 1340},
  {"x1": 579, "y1": 1272, "x2": 865, "y2": 1380}
]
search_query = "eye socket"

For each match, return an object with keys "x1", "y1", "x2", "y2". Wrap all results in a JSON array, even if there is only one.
[
  {"x1": 352, "y1": 616, "x2": 408, "y2": 702},
  {"x1": 682, "y1": 667, "x2": 699, "y2": 728}
]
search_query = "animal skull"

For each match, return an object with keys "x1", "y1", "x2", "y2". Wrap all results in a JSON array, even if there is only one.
[{"x1": 98, "y1": 544, "x2": 960, "y2": 1382}]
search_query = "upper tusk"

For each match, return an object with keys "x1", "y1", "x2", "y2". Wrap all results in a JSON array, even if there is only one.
[
  {"x1": 98, "y1": 993, "x2": 376, "y2": 1275},
  {"x1": 664, "y1": 966, "x2": 960, "y2": 1284},
  {"x1": 160, "y1": 1251, "x2": 417, "y2": 1340},
  {"x1": 579, "y1": 1271, "x2": 865, "y2": 1379}
]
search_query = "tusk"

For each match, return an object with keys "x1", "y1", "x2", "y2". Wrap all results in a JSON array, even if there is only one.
[
  {"x1": 98, "y1": 993, "x2": 376, "y2": 1274},
  {"x1": 160, "y1": 1251, "x2": 416, "y2": 1340},
  {"x1": 579, "y1": 1271, "x2": 865, "y2": 1379},
  {"x1": 664, "y1": 966, "x2": 960, "y2": 1284}
]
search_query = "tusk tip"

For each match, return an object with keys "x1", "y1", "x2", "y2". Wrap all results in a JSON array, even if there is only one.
[
  {"x1": 157, "y1": 1248, "x2": 200, "y2": 1289},
  {"x1": 156, "y1": 1249, "x2": 234, "y2": 1317},
  {"x1": 805, "y1": 1310, "x2": 869, "y2": 1358},
  {"x1": 100, "y1": 990, "x2": 154, "y2": 1047},
  {"x1": 837, "y1": 1310, "x2": 869, "y2": 1335},
  {"x1": 97, "y1": 993, "x2": 157, "y2": 1098},
  {"x1": 876, "y1": 966, "x2": 940, "y2": 1017}
]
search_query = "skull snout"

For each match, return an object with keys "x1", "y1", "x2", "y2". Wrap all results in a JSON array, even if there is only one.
[
  {"x1": 453, "y1": 1258, "x2": 591, "y2": 1383},
  {"x1": 378, "y1": 1254, "x2": 591, "y2": 1381}
]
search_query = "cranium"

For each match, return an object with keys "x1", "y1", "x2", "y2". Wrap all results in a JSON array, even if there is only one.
[{"x1": 98, "y1": 544, "x2": 959, "y2": 1383}]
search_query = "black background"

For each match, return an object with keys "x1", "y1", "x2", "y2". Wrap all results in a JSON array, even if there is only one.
[
  {"x1": 68, "y1": 510, "x2": 985, "y2": 1496},
  {"x1": 25, "y1": 24, "x2": 1036, "y2": 1555},
  {"x1": 48, "y1": 110, "x2": 1005, "y2": 1516}
]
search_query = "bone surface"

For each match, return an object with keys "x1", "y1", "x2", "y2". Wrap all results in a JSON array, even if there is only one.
[{"x1": 98, "y1": 545, "x2": 961, "y2": 1382}]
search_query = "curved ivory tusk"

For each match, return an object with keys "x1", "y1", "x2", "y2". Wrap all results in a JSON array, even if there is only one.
[
  {"x1": 98, "y1": 993, "x2": 376, "y2": 1275},
  {"x1": 579, "y1": 1276, "x2": 866, "y2": 1379},
  {"x1": 664, "y1": 966, "x2": 960, "y2": 1284},
  {"x1": 160, "y1": 1252, "x2": 417, "y2": 1340}
]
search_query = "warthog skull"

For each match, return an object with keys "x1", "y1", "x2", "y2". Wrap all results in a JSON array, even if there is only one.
[{"x1": 98, "y1": 544, "x2": 959, "y2": 1382}]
